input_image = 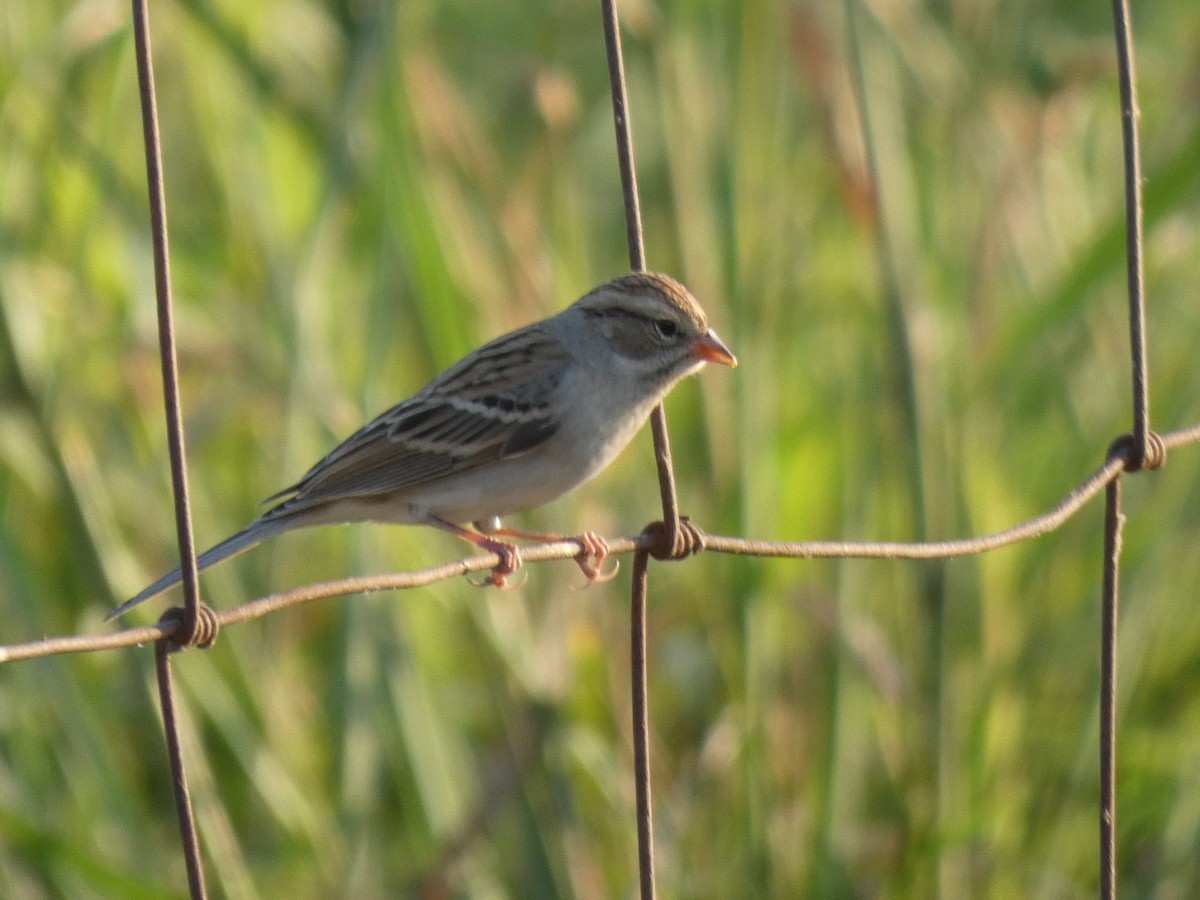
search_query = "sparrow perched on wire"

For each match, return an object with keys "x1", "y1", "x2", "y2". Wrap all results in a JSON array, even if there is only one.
[{"x1": 108, "y1": 271, "x2": 736, "y2": 621}]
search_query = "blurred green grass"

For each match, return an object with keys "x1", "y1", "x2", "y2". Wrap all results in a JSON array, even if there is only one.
[{"x1": 2, "y1": 0, "x2": 1200, "y2": 897}]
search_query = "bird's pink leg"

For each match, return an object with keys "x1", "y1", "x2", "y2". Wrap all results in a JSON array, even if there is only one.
[{"x1": 427, "y1": 517, "x2": 524, "y2": 589}]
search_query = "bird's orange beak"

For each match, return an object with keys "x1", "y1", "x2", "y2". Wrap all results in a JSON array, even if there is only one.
[{"x1": 689, "y1": 329, "x2": 737, "y2": 368}]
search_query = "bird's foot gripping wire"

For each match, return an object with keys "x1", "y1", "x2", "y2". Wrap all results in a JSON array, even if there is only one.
[
  {"x1": 567, "y1": 530, "x2": 619, "y2": 587},
  {"x1": 467, "y1": 539, "x2": 527, "y2": 590},
  {"x1": 476, "y1": 523, "x2": 619, "y2": 588},
  {"x1": 428, "y1": 516, "x2": 529, "y2": 589}
]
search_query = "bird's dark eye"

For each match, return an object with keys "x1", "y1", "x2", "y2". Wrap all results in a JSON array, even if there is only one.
[{"x1": 653, "y1": 318, "x2": 679, "y2": 340}]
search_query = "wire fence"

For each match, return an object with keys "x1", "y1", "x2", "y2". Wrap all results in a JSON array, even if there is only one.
[{"x1": 1, "y1": 1, "x2": 1197, "y2": 898}]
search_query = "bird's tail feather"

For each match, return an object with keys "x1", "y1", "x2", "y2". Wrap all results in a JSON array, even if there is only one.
[{"x1": 105, "y1": 518, "x2": 288, "y2": 622}]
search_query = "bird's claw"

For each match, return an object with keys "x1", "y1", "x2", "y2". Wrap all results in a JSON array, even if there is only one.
[
  {"x1": 571, "y1": 531, "x2": 619, "y2": 588},
  {"x1": 468, "y1": 541, "x2": 526, "y2": 589}
]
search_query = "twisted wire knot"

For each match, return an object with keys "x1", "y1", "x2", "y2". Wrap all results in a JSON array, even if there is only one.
[
  {"x1": 1108, "y1": 430, "x2": 1166, "y2": 473},
  {"x1": 159, "y1": 603, "x2": 220, "y2": 651},
  {"x1": 641, "y1": 516, "x2": 706, "y2": 562}
]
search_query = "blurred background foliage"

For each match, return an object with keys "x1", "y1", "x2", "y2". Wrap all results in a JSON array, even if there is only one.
[{"x1": 2, "y1": 0, "x2": 1199, "y2": 897}]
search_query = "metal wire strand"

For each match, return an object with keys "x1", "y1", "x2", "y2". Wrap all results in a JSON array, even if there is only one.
[
  {"x1": 599, "y1": 0, "x2": 683, "y2": 548},
  {"x1": 1099, "y1": 478, "x2": 1124, "y2": 900},
  {"x1": 3, "y1": 424, "x2": 1198, "y2": 665},
  {"x1": 155, "y1": 641, "x2": 208, "y2": 899},
  {"x1": 630, "y1": 549, "x2": 656, "y2": 900},
  {"x1": 130, "y1": 0, "x2": 205, "y2": 646},
  {"x1": 1111, "y1": 0, "x2": 1151, "y2": 467}
]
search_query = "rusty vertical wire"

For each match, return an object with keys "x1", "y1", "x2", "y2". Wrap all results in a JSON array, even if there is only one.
[
  {"x1": 630, "y1": 549, "x2": 656, "y2": 900},
  {"x1": 130, "y1": 0, "x2": 203, "y2": 643},
  {"x1": 601, "y1": 3, "x2": 662, "y2": 894},
  {"x1": 599, "y1": 0, "x2": 645, "y2": 275},
  {"x1": 599, "y1": 0, "x2": 683, "y2": 544},
  {"x1": 1110, "y1": 0, "x2": 1150, "y2": 466},
  {"x1": 1099, "y1": 478, "x2": 1124, "y2": 900},
  {"x1": 156, "y1": 642, "x2": 208, "y2": 899}
]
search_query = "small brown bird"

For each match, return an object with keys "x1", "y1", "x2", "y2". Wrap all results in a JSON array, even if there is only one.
[{"x1": 109, "y1": 272, "x2": 735, "y2": 620}]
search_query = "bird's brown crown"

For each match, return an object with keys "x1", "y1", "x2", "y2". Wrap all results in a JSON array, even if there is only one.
[{"x1": 578, "y1": 271, "x2": 709, "y2": 331}]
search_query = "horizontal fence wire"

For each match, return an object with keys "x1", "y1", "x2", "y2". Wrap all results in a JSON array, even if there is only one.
[
  {"x1": 0, "y1": 1, "x2": 1194, "y2": 899},
  {"x1": 3, "y1": 422, "x2": 1199, "y2": 665}
]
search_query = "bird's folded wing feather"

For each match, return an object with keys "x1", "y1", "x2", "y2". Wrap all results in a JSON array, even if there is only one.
[{"x1": 263, "y1": 327, "x2": 571, "y2": 512}]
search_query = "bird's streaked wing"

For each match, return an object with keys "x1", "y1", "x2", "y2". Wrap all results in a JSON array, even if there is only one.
[{"x1": 263, "y1": 326, "x2": 571, "y2": 513}]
